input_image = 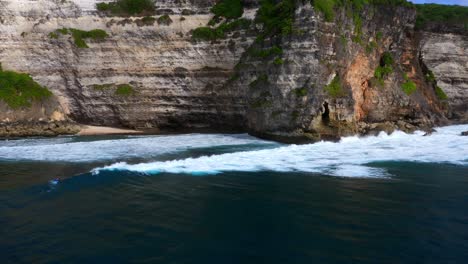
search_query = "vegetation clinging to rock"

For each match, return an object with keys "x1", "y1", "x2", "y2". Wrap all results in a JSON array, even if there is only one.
[
  {"x1": 115, "y1": 84, "x2": 135, "y2": 96},
  {"x1": 435, "y1": 86, "x2": 448, "y2": 100},
  {"x1": 256, "y1": 0, "x2": 295, "y2": 37},
  {"x1": 401, "y1": 74, "x2": 417, "y2": 95},
  {"x1": 0, "y1": 66, "x2": 52, "y2": 109},
  {"x1": 325, "y1": 75, "x2": 345, "y2": 98},
  {"x1": 374, "y1": 52, "x2": 394, "y2": 86},
  {"x1": 69, "y1": 29, "x2": 108, "y2": 48},
  {"x1": 211, "y1": 0, "x2": 243, "y2": 19},
  {"x1": 157, "y1": 15, "x2": 173, "y2": 25},
  {"x1": 96, "y1": 0, "x2": 155, "y2": 16},
  {"x1": 192, "y1": 18, "x2": 251, "y2": 41},
  {"x1": 51, "y1": 28, "x2": 108, "y2": 48}
]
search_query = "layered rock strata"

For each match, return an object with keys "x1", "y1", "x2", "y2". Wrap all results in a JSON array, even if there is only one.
[{"x1": 0, "y1": 0, "x2": 466, "y2": 141}]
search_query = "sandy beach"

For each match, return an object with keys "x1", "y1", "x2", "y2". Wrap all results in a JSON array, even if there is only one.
[{"x1": 77, "y1": 125, "x2": 143, "y2": 136}]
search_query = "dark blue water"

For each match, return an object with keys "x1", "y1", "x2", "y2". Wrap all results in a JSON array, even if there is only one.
[{"x1": 1, "y1": 130, "x2": 468, "y2": 263}]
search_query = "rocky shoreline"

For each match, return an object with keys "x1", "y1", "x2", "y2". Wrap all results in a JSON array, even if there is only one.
[{"x1": 0, "y1": 121, "x2": 81, "y2": 138}]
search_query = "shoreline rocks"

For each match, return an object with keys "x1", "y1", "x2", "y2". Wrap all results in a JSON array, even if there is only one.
[{"x1": 0, "y1": 121, "x2": 80, "y2": 138}]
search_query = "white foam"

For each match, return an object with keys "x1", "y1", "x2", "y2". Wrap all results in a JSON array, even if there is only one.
[
  {"x1": 0, "y1": 134, "x2": 275, "y2": 162},
  {"x1": 93, "y1": 125, "x2": 468, "y2": 178}
]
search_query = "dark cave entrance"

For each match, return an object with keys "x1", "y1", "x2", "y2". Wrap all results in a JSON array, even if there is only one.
[{"x1": 322, "y1": 101, "x2": 330, "y2": 125}]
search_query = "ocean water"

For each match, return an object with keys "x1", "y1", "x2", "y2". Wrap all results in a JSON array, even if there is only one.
[{"x1": 1, "y1": 125, "x2": 468, "y2": 263}]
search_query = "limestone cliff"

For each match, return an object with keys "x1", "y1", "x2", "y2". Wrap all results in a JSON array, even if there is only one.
[
  {"x1": 419, "y1": 30, "x2": 467, "y2": 122},
  {"x1": 0, "y1": 0, "x2": 466, "y2": 140}
]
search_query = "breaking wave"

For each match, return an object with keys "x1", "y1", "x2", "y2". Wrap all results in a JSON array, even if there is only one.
[{"x1": 93, "y1": 125, "x2": 468, "y2": 178}]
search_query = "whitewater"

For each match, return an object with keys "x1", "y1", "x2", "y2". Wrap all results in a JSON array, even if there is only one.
[
  {"x1": 1, "y1": 125, "x2": 466, "y2": 178},
  {"x1": 92, "y1": 124, "x2": 468, "y2": 178}
]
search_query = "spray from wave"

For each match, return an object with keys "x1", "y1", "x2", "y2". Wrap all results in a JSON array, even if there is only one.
[{"x1": 93, "y1": 125, "x2": 468, "y2": 178}]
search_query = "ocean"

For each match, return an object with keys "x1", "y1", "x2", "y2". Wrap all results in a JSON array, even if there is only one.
[{"x1": 1, "y1": 125, "x2": 467, "y2": 263}]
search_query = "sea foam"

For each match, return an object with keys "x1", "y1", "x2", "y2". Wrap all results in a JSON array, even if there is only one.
[
  {"x1": 0, "y1": 134, "x2": 275, "y2": 162},
  {"x1": 92, "y1": 125, "x2": 468, "y2": 178}
]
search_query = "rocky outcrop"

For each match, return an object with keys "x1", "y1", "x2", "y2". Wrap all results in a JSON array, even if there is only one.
[
  {"x1": 227, "y1": 3, "x2": 448, "y2": 141},
  {"x1": 0, "y1": 0, "x2": 466, "y2": 141},
  {"x1": 0, "y1": 97, "x2": 79, "y2": 137},
  {"x1": 419, "y1": 31, "x2": 468, "y2": 122}
]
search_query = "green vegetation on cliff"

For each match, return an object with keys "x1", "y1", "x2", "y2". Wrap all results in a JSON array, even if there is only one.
[
  {"x1": 401, "y1": 74, "x2": 417, "y2": 95},
  {"x1": 0, "y1": 65, "x2": 52, "y2": 109},
  {"x1": 115, "y1": 84, "x2": 136, "y2": 96},
  {"x1": 256, "y1": 0, "x2": 295, "y2": 37},
  {"x1": 157, "y1": 15, "x2": 173, "y2": 25},
  {"x1": 51, "y1": 28, "x2": 108, "y2": 48},
  {"x1": 435, "y1": 86, "x2": 448, "y2": 100},
  {"x1": 325, "y1": 75, "x2": 345, "y2": 98},
  {"x1": 70, "y1": 29, "x2": 108, "y2": 48},
  {"x1": 415, "y1": 3, "x2": 468, "y2": 29},
  {"x1": 192, "y1": 18, "x2": 251, "y2": 41},
  {"x1": 374, "y1": 52, "x2": 394, "y2": 86},
  {"x1": 312, "y1": 0, "x2": 413, "y2": 22},
  {"x1": 294, "y1": 87, "x2": 308, "y2": 97},
  {"x1": 249, "y1": 74, "x2": 268, "y2": 89},
  {"x1": 96, "y1": 0, "x2": 155, "y2": 16},
  {"x1": 249, "y1": 45, "x2": 283, "y2": 58},
  {"x1": 211, "y1": 0, "x2": 243, "y2": 19}
]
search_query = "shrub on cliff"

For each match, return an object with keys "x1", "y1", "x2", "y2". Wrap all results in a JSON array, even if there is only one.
[
  {"x1": 435, "y1": 86, "x2": 448, "y2": 100},
  {"x1": 192, "y1": 18, "x2": 251, "y2": 41},
  {"x1": 256, "y1": 0, "x2": 295, "y2": 36},
  {"x1": 401, "y1": 74, "x2": 417, "y2": 95},
  {"x1": 97, "y1": 0, "x2": 155, "y2": 16},
  {"x1": 115, "y1": 84, "x2": 135, "y2": 96},
  {"x1": 157, "y1": 15, "x2": 173, "y2": 25},
  {"x1": 374, "y1": 52, "x2": 394, "y2": 86},
  {"x1": 325, "y1": 75, "x2": 345, "y2": 98},
  {"x1": 0, "y1": 67, "x2": 52, "y2": 109},
  {"x1": 52, "y1": 28, "x2": 108, "y2": 48},
  {"x1": 69, "y1": 29, "x2": 109, "y2": 48},
  {"x1": 211, "y1": 0, "x2": 243, "y2": 19}
]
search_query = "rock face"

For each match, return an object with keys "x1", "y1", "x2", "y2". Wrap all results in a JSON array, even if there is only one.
[
  {"x1": 419, "y1": 31, "x2": 468, "y2": 122},
  {"x1": 0, "y1": 0, "x2": 254, "y2": 133},
  {"x1": 227, "y1": 3, "x2": 449, "y2": 141},
  {"x1": 0, "y1": 0, "x2": 466, "y2": 140}
]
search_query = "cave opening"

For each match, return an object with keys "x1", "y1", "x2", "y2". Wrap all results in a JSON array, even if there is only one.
[{"x1": 322, "y1": 101, "x2": 330, "y2": 125}]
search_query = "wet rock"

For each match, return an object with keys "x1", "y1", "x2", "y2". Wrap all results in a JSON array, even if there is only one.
[
  {"x1": 423, "y1": 128, "x2": 437, "y2": 136},
  {"x1": 461, "y1": 131, "x2": 468, "y2": 136}
]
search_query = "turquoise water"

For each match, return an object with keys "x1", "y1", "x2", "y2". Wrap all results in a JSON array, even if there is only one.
[{"x1": 1, "y1": 125, "x2": 468, "y2": 263}]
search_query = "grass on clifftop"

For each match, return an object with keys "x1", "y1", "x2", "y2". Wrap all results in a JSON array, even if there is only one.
[
  {"x1": 97, "y1": 0, "x2": 155, "y2": 16},
  {"x1": 0, "y1": 65, "x2": 52, "y2": 109},
  {"x1": 415, "y1": 3, "x2": 468, "y2": 29}
]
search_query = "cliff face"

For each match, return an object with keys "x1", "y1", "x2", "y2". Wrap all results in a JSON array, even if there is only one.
[
  {"x1": 0, "y1": 0, "x2": 466, "y2": 140},
  {"x1": 0, "y1": 0, "x2": 254, "y2": 133},
  {"x1": 419, "y1": 31, "x2": 468, "y2": 122},
  {"x1": 228, "y1": 2, "x2": 449, "y2": 141}
]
